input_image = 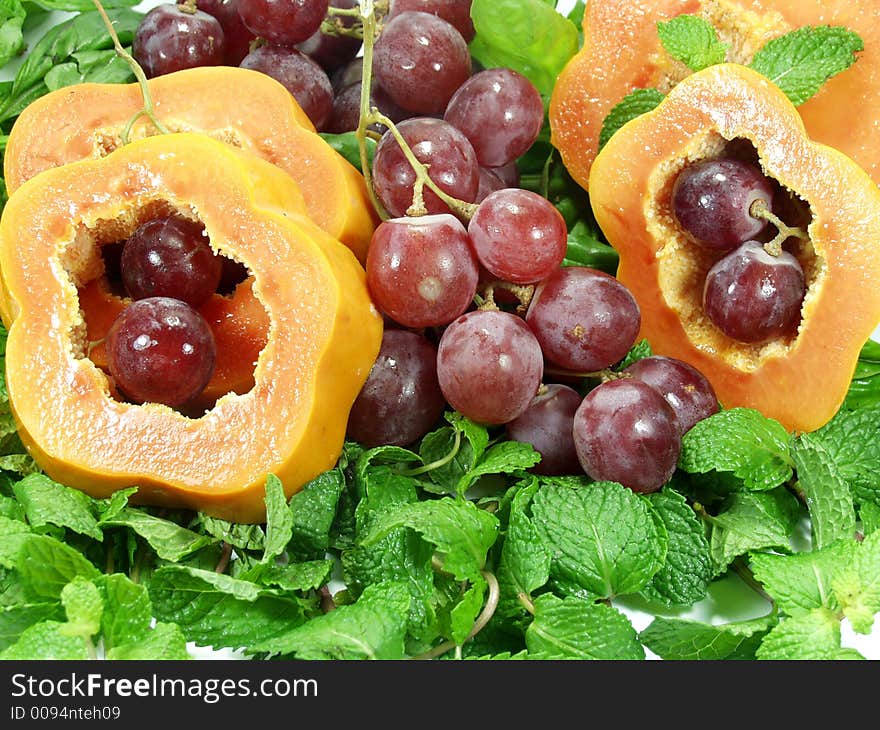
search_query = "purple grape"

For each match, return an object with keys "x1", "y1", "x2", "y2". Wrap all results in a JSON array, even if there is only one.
[
  {"x1": 572, "y1": 379, "x2": 680, "y2": 493},
  {"x1": 389, "y1": 0, "x2": 475, "y2": 42},
  {"x1": 236, "y1": 0, "x2": 329, "y2": 46},
  {"x1": 702, "y1": 240, "x2": 806, "y2": 343},
  {"x1": 436, "y1": 309, "x2": 544, "y2": 425},
  {"x1": 672, "y1": 157, "x2": 774, "y2": 251},
  {"x1": 346, "y1": 329, "x2": 447, "y2": 447},
  {"x1": 506, "y1": 383, "x2": 583, "y2": 475},
  {"x1": 133, "y1": 4, "x2": 225, "y2": 78},
  {"x1": 623, "y1": 355, "x2": 719, "y2": 435}
]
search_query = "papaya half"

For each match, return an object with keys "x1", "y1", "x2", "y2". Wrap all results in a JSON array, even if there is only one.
[
  {"x1": 588, "y1": 63, "x2": 880, "y2": 434},
  {"x1": 3, "y1": 65, "x2": 377, "y2": 262},
  {"x1": 550, "y1": 0, "x2": 880, "y2": 189},
  {"x1": 0, "y1": 132, "x2": 383, "y2": 523}
]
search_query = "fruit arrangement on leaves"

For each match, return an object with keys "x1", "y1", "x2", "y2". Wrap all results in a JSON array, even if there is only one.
[{"x1": 0, "y1": 0, "x2": 878, "y2": 663}]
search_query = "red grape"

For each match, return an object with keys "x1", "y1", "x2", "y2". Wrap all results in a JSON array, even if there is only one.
[
  {"x1": 373, "y1": 11, "x2": 471, "y2": 115},
  {"x1": 468, "y1": 188, "x2": 568, "y2": 284},
  {"x1": 133, "y1": 3, "x2": 225, "y2": 78},
  {"x1": 236, "y1": 0, "x2": 329, "y2": 46},
  {"x1": 106, "y1": 297, "x2": 217, "y2": 408},
  {"x1": 346, "y1": 329, "x2": 447, "y2": 447},
  {"x1": 436, "y1": 309, "x2": 543, "y2": 425},
  {"x1": 121, "y1": 214, "x2": 222, "y2": 308},
  {"x1": 702, "y1": 240, "x2": 806, "y2": 343},
  {"x1": 526, "y1": 267, "x2": 641, "y2": 372},
  {"x1": 572, "y1": 379, "x2": 680, "y2": 493},
  {"x1": 506, "y1": 383, "x2": 583, "y2": 475},
  {"x1": 195, "y1": 0, "x2": 256, "y2": 65},
  {"x1": 389, "y1": 0, "x2": 475, "y2": 42},
  {"x1": 366, "y1": 213, "x2": 479, "y2": 328}
]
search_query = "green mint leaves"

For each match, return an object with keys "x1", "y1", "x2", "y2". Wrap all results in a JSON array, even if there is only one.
[
  {"x1": 749, "y1": 25, "x2": 864, "y2": 106},
  {"x1": 657, "y1": 14, "x2": 728, "y2": 72},
  {"x1": 598, "y1": 18, "x2": 864, "y2": 151}
]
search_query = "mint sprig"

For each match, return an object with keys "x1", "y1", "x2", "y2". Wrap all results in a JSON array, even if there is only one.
[{"x1": 657, "y1": 14, "x2": 728, "y2": 72}]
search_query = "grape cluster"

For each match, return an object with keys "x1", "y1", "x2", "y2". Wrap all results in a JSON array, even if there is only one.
[
  {"x1": 672, "y1": 155, "x2": 808, "y2": 344},
  {"x1": 125, "y1": 1, "x2": 725, "y2": 494}
]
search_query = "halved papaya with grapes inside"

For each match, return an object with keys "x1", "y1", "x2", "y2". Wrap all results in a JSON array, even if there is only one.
[
  {"x1": 550, "y1": 0, "x2": 880, "y2": 189},
  {"x1": 0, "y1": 132, "x2": 383, "y2": 523},
  {"x1": 588, "y1": 64, "x2": 880, "y2": 433},
  {"x1": 3, "y1": 65, "x2": 377, "y2": 262}
]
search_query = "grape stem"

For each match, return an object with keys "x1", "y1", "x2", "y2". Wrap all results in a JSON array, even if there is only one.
[
  {"x1": 354, "y1": 0, "x2": 479, "y2": 223},
  {"x1": 91, "y1": 0, "x2": 170, "y2": 143},
  {"x1": 412, "y1": 570, "x2": 500, "y2": 660},
  {"x1": 478, "y1": 280, "x2": 535, "y2": 314},
  {"x1": 749, "y1": 199, "x2": 809, "y2": 256}
]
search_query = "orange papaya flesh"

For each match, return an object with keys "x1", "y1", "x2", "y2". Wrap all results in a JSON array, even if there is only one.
[
  {"x1": 588, "y1": 64, "x2": 880, "y2": 433},
  {"x1": 3, "y1": 65, "x2": 378, "y2": 263}
]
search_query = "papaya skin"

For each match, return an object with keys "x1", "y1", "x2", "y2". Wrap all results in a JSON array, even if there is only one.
[
  {"x1": 0, "y1": 133, "x2": 383, "y2": 523},
  {"x1": 3, "y1": 65, "x2": 377, "y2": 263},
  {"x1": 550, "y1": 0, "x2": 880, "y2": 189},
  {"x1": 589, "y1": 64, "x2": 880, "y2": 433}
]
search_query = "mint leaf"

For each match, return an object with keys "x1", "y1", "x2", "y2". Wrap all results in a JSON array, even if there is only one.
[
  {"x1": 812, "y1": 405, "x2": 880, "y2": 507},
  {"x1": 249, "y1": 560, "x2": 334, "y2": 593},
  {"x1": 707, "y1": 489, "x2": 801, "y2": 574},
  {"x1": 0, "y1": 602, "x2": 65, "y2": 652},
  {"x1": 496, "y1": 480, "x2": 551, "y2": 618},
  {"x1": 640, "y1": 615, "x2": 776, "y2": 660},
  {"x1": 832, "y1": 530, "x2": 880, "y2": 634},
  {"x1": 468, "y1": 0, "x2": 579, "y2": 100},
  {"x1": 0, "y1": 0, "x2": 25, "y2": 72},
  {"x1": 750, "y1": 539, "x2": 856, "y2": 614},
  {"x1": 793, "y1": 434, "x2": 856, "y2": 548},
  {"x1": 449, "y1": 576, "x2": 485, "y2": 645},
  {"x1": 844, "y1": 340, "x2": 880, "y2": 409},
  {"x1": 598, "y1": 88, "x2": 664, "y2": 151},
  {"x1": 531, "y1": 480, "x2": 667, "y2": 599},
  {"x1": 749, "y1": 26, "x2": 863, "y2": 106},
  {"x1": 106, "y1": 622, "x2": 190, "y2": 660},
  {"x1": 148, "y1": 565, "x2": 307, "y2": 653},
  {"x1": 194, "y1": 514, "x2": 266, "y2": 552},
  {"x1": 861, "y1": 502, "x2": 880, "y2": 536},
  {"x1": 287, "y1": 467, "x2": 345, "y2": 560},
  {"x1": 261, "y1": 474, "x2": 292, "y2": 563},
  {"x1": 679, "y1": 408, "x2": 794, "y2": 491},
  {"x1": 16, "y1": 534, "x2": 100, "y2": 600},
  {"x1": 99, "y1": 507, "x2": 214, "y2": 561},
  {"x1": 642, "y1": 488, "x2": 712, "y2": 606},
  {"x1": 755, "y1": 608, "x2": 842, "y2": 659},
  {"x1": 0, "y1": 515, "x2": 31, "y2": 568},
  {"x1": 60, "y1": 577, "x2": 102, "y2": 639},
  {"x1": 361, "y1": 497, "x2": 499, "y2": 582},
  {"x1": 657, "y1": 14, "x2": 728, "y2": 71},
  {"x1": 0, "y1": 620, "x2": 91, "y2": 659},
  {"x1": 252, "y1": 581, "x2": 411, "y2": 660},
  {"x1": 341, "y1": 468, "x2": 434, "y2": 639},
  {"x1": 456, "y1": 440, "x2": 541, "y2": 495},
  {"x1": 96, "y1": 486, "x2": 138, "y2": 523},
  {"x1": 13, "y1": 473, "x2": 102, "y2": 541},
  {"x1": 96, "y1": 573, "x2": 152, "y2": 650},
  {"x1": 525, "y1": 594, "x2": 644, "y2": 660}
]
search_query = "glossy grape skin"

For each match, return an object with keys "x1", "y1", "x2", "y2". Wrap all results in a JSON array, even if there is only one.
[
  {"x1": 373, "y1": 11, "x2": 471, "y2": 114},
  {"x1": 296, "y1": 0, "x2": 362, "y2": 72},
  {"x1": 236, "y1": 0, "x2": 329, "y2": 45},
  {"x1": 506, "y1": 383, "x2": 583, "y2": 475},
  {"x1": 672, "y1": 157, "x2": 774, "y2": 251},
  {"x1": 389, "y1": 0, "x2": 475, "y2": 42},
  {"x1": 623, "y1": 356, "x2": 719, "y2": 436},
  {"x1": 703, "y1": 241, "x2": 806, "y2": 343},
  {"x1": 572, "y1": 379, "x2": 680, "y2": 493},
  {"x1": 366, "y1": 214, "x2": 479, "y2": 327},
  {"x1": 133, "y1": 4, "x2": 225, "y2": 78},
  {"x1": 325, "y1": 80, "x2": 412, "y2": 134},
  {"x1": 346, "y1": 329, "x2": 447, "y2": 447},
  {"x1": 444, "y1": 67, "x2": 544, "y2": 168},
  {"x1": 106, "y1": 297, "x2": 216, "y2": 408},
  {"x1": 195, "y1": 0, "x2": 256, "y2": 64},
  {"x1": 525, "y1": 267, "x2": 641, "y2": 372},
  {"x1": 437, "y1": 309, "x2": 544, "y2": 425},
  {"x1": 121, "y1": 215, "x2": 222, "y2": 308},
  {"x1": 468, "y1": 188, "x2": 568, "y2": 284},
  {"x1": 372, "y1": 117, "x2": 480, "y2": 218},
  {"x1": 240, "y1": 45, "x2": 333, "y2": 130}
]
